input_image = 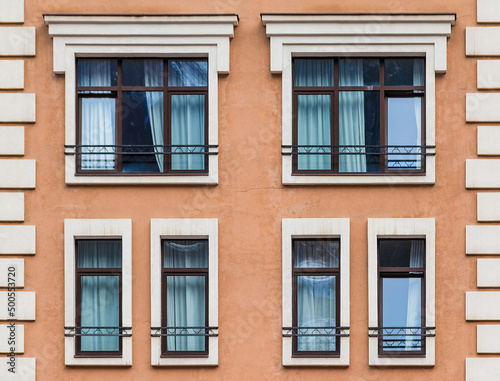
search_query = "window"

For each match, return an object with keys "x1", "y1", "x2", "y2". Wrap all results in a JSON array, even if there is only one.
[
  {"x1": 151, "y1": 219, "x2": 218, "y2": 366},
  {"x1": 44, "y1": 14, "x2": 239, "y2": 185},
  {"x1": 291, "y1": 239, "x2": 341, "y2": 357},
  {"x1": 282, "y1": 218, "x2": 349, "y2": 366},
  {"x1": 292, "y1": 57, "x2": 425, "y2": 174},
  {"x1": 368, "y1": 218, "x2": 435, "y2": 366},
  {"x1": 64, "y1": 219, "x2": 132, "y2": 366},
  {"x1": 76, "y1": 58, "x2": 209, "y2": 175},
  {"x1": 262, "y1": 13, "x2": 455, "y2": 185}
]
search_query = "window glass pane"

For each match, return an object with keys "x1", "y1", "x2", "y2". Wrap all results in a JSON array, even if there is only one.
[
  {"x1": 122, "y1": 91, "x2": 164, "y2": 173},
  {"x1": 168, "y1": 60, "x2": 207, "y2": 87},
  {"x1": 77, "y1": 240, "x2": 122, "y2": 268},
  {"x1": 339, "y1": 58, "x2": 379, "y2": 86},
  {"x1": 122, "y1": 59, "x2": 163, "y2": 87},
  {"x1": 293, "y1": 240, "x2": 339, "y2": 268},
  {"x1": 379, "y1": 239, "x2": 424, "y2": 268},
  {"x1": 382, "y1": 277, "x2": 422, "y2": 351},
  {"x1": 297, "y1": 275, "x2": 336, "y2": 352},
  {"x1": 80, "y1": 275, "x2": 120, "y2": 351},
  {"x1": 387, "y1": 97, "x2": 422, "y2": 170},
  {"x1": 171, "y1": 94, "x2": 205, "y2": 170},
  {"x1": 78, "y1": 59, "x2": 118, "y2": 87},
  {"x1": 166, "y1": 276, "x2": 206, "y2": 351},
  {"x1": 297, "y1": 94, "x2": 331, "y2": 170},
  {"x1": 81, "y1": 98, "x2": 116, "y2": 170},
  {"x1": 384, "y1": 58, "x2": 425, "y2": 86},
  {"x1": 339, "y1": 91, "x2": 380, "y2": 173},
  {"x1": 294, "y1": 59, "x2": 334, "y2": 87},
  {"x1": 163, "y1": 240, "x2": 208, "y2": 268}
]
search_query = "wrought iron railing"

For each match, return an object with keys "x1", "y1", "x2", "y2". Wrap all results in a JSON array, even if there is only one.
[
  {"x1": 150, "y1": 326, "x2": 219, "y2": 337},
  {"x1": 65, "y1": 144, "x2": 218, "y2": 156},
  {"x1": 64, "y1": 326, "x2": 132, "y2": 337},
  {"x1": 282, "y1": 326, "x2": 350, "y2": 337},
  {"x1": 368, "y1": 326, "x2": 436, "y2": 350}
]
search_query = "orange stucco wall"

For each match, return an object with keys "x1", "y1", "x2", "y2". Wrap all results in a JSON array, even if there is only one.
[{"x1": 15, "y1": 0, "x2": 480, "y2": 379}]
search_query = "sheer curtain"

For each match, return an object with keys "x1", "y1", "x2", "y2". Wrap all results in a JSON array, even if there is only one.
[
  {"x1": 406, "y1": 240, "x2": 424, "y2": 350},
  {"x1": 413, "y1": 60, "x2": 424, "y2": 170},
  {"x1": 80, "y1": 60, "x2": 116, "y2": 170},
  {"x1": 339, "y1": 59, "x2": 366, "y2": 172},
  {"x1": 144, "y1": 60, "x2": 164, "y2": 172}
]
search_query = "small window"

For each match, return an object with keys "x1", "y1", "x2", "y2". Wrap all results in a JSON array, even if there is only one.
[
  {"x1": 377, "y1": 239, "x2": 426, "y2": 357},
  {"x1": 76, "y1": 58, "x2": 208, "y2": 175},
  {"x1": 75, "y1": 239, "x2": 123, "y2": 357},
  {"x1": 292, "y1": 239, "x2": 340, "y2": 357},
  {"x1": 291, "y1": 57, "x2": 426, "y2": 175},
  {"x1": 161, "y1": 240, "x2": 209, "y2": 357}
]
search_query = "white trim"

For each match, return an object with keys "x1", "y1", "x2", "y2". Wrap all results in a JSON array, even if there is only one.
[
  {"x1": 64, "y1": 219, "x2": 132, "y2": 366},
  {"x1": 261, "y1": 14, "x2": 455, "y2": 186},
  {"x1": 281, "y1": 218, "x2": 350, "y2": 366},
  {"x1": 44, "y1": 14, "x2": 238, "y2": 185},
  {"x1": 367, "y1": 218, "x2": 435, "y2": 366},
  {"x1": 150, "y1": 218, "x2": 218, "y2": 366}
]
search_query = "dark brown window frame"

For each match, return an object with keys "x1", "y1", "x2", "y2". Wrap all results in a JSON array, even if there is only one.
[
  {"x1": 291, "y1": 56, "x2": 426, "y2": 176},
  {"x1": 291, "y1": 238, "x2": 341, "y2": 358},
  {"x1": 75, "y1": 58, "x2": 209, "y2": 176},
  {"x1": 377, "y1": 238, "x2": 426, "y2": 358},
  {"x1": 160, "y1": 239, "x2": 209, "y2": 358},
  {"x1": 75, "y1": 239, "x2": 123, "y2": 358}
]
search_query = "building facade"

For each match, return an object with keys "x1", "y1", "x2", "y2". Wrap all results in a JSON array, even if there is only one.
[{"x1": 0, "y1": 0, "x2": 499, "y2": 380}]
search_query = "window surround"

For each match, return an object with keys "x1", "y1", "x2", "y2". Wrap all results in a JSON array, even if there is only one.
[
  {"x1": 43, "y1": 14, "x2": 238, "y2": 185},
  {"x1": 64, "y1": 219, "x2": 132, "y2": 366},
  {"x1": 261, "y1": 13, "x2": 455, "y2": 185},
  {"x1": 367, "y1": 218, "x2": 435, "y2": 366},
  {"x1": 282, "y1": 218, "x2": 350, "y2": 366},
  {"x1": 150, "y1": 219, "x2": 218, "y2": 366}
]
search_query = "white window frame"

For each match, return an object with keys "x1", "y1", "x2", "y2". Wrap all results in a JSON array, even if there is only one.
[
  {"x1": 64, "y1": 219, "x2": 132, "y2": 366},
  {"x1": 261, "y1": 13, "x2": 455, "y2": 185},
  {"x1": 150, "y1": 218, "x2": 218, "y2": 366},
  {"x1": 367, "y1": 218, "x2": 435, "y2": 366},
  {"x1": 282, "y1": 218, "x2": 350, "y2": 366},
  {"x1": 43, "y1": 14, "x2": 238, "y2": 185}
]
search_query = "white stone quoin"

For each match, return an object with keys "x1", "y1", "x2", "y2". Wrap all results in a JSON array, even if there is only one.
[
  {"x1": 0, "y1": 259, "x2": 24, "y2": 288},
  {"x1": 0, "y1": 193, "x2": 24, "y2": 222},
  {"x1": 0, "y1": 160, "x2": 35, "y2": 189},
  {"x1": 477, "y1": 325, "x2": 500, "y2": 353},
  {"x1": 0, "y1": 0, "x2": 24, "y2": 23},
  {"x1": 477, "y1": 258, "x2": 500, "y2": 287},
  {"x1": 0, "y1": 27, "x2": 35, "y2": 56},
  {"x1": 0, "y1": 291, "x2": 35, "y2": 321},
  {"x1": 466, "y1": 358, "x2": 500, "y2": 381},
  {"x1": 0, "y1": 127, "x2": 25, "y2": 156},
  {"x1": 0, "y1": 94, "x2": 35, "y2": 123},
  {"x1": 0, "y1": 61, "x2": 24, "y2": 89},
  {"x1": 0, "y1": 324, "x2": 24, "y2": 353},
  {"x1": 0, "y1": 226, "x2": 35, "y2": 255},
  {"x1": 466, "y1": 292, "x2": 500, "y2": 320},
  {"x1": 0, "y1": 358, "x2": 35, "y2": 381}
]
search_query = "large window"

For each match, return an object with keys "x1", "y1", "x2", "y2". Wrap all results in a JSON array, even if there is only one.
[
  {"x1": 292, "y1": 57, "x2": 426, "y2": 174},
  {"x1": 76, "y1": 58, "x2": 208, "y2": 175},
  {"x1": 292, "y1": 239, "x2": 340, "y2": 357}
]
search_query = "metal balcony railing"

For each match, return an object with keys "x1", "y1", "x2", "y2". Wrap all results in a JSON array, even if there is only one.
[
  {"x1": 64, "y1": 326, "x2": 132, "y2": 337},
  {"x1": 150, "y1": 326, "x2": 219, "y2": 337}
]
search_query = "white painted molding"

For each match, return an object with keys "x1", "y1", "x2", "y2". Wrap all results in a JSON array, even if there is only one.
[
  {"x1": 0, "y1": 226, "x2": 35, "y2": 255},
  {"x1": 0, "y1": 292, "x2": 35, "y2": 320},
  {"x1": 466, "y1": 292, "x2": 500, "y2": 320},
  {"x1": 0, "y1": 358, "x2": 35, "y2": 381},
  {"x1": 281, "y1": 218, "x2": 350, "y2": 366},
  {"x1": 0, "y1": 94, "x2": 35, "y2": 123},
  {"x1": 0, "y1": 193, "x2": 24, "y2": 222},
  {"x1": 477, "y1": 126, "x2": 500, "y2": 156},
  {"x1": 466, "y1": 358, "x2": 500, "y2": 381},
  {"x1": 150, "y1": 218, "x2": 218, "y2": 366},
  {"x1": 0, "y1": 324, "x2": 24, "y2": 353},
  {"x1": 0, "y1": 127, "x2": 24, "y2": 156},
  {"x1": 0, "y1": 259, "x2": 24, "y2": 288},
  {"x1": 0, "y1": 0, "x2": 24, "y2": 23},
  {"x1": 64, "y1": 219, "x2": 132, "y2": 366},
  {"x1": 466, "y1": 225, "x2": 500, "y2": 254},
  {"x1": 477, "y1": 193, "x2": 500, "y2": 221},
  {"x1": 0, "y1": 61, "x2": 24, "y2": 89},
  {"x1": 0, "y1": 27, "x2": 35, "y2": 56},
  {"x1": 466, "y1": 160, "x2": 500, "y2": 189},
  {"x1": 477, "y1": 259, "x2": 500, "y2": 288},
  {"x1": 477, "y1": 325, "x2": 500, "y2": 353},
  {"x1": 478, "y1": 0, "x2": 500, "y2": 23},
  {"x1": 367, "y1": 218, "x2": 435, "y2": 366}
]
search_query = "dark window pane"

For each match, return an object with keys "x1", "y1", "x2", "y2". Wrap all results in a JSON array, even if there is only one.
[
  {"x1": 122, "y1": 91, "x2": 163, "y2": 173},
  {"x1": 166, "y1": 276, "x2": 206, "y2": 351},
  {"x1": 382, "y1": 277, "x2": 422, "y2": 352},
  {"x1": 339, "y1": 58, "x2": 379, "y2": 86},
  {"x1": 80, "y1": 275, "x2": 120, "y2": 351},
  {"x1": 379, "y1": 239, "x2": 425, "y2": 268},
  {"x1": 78, "y1": 59, "x2": 117, "y2": 87},
  {"x1": 293, "y1": 240, "x2": 339, "y2": 268},
  {"x1": 163, "y1": 240, "x2": 208, "y2": 268},
  {"x1": 122, "y1": 59, "x2": 163, "y2": 87},
  {"x1": 297, "y1": 94, "x2": 332, "y2": 170},
  {"x1": 168, "y1": 60, "x2": 207, "y2": 87},
  {"x1": 294, "y1": 59, "x2": 334, "y2": 87},
  {"x1": 297, "y1": 275, "x2": 336, "y2": 352},
  {"x1": 77, "y1": 240, "x2": 122, "y2": 268},
  {"x1": 385, "y1": 58, "x2": 425, "y2": 86}
]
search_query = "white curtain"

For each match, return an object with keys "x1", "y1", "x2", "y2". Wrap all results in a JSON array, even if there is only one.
[
  {"x1": 144, "y1": 60, "x2": 164, "y2": 172},
  {"x1": 171, "y1": 95, "x2": 205, "y2": 170},
  {"x1": 339, "y1": 59, "x2": 366, "y2": 172},
  {"x1": 413, "y1": 60, "x2": 424, "y2": 169},
  {"x1": 405, "y1": 240, "x2": 424, "y2": 350}
]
